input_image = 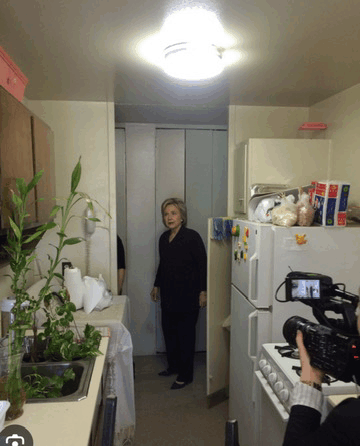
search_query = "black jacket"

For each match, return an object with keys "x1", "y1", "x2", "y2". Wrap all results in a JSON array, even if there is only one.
[
  {"x1": 154, "y1": 225, "x2": 207, "y2": 312},
  {"x1": 283, "y1": 397, "x2": 360, "y2": 446}
]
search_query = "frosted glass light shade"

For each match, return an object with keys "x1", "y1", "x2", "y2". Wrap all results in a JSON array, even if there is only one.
[{"x1": 163, "y1": 42, "x2": 223, "y2": 81}]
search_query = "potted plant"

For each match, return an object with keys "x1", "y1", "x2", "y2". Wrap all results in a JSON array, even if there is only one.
[
  {"x1": 26, "y1": 157, "x2": 104, "y2": 363},
  {"x1": 2, "y1": 158, "x2": 107, "y2": 411},
  {"x1": 1, "y1": 170, "x2": 54, "y2": 419}
]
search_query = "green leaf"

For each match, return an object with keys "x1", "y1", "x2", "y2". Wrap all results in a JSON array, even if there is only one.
[
  {"x1": 40, "y1": 222, "x2": 56, "y2": 231},
  {"x1": 16, "y1": 178, "x2": 27, "y2": 196},
  {"x1": 49, "y1": 205, "x2": 61, "y2": 218},
  {"x1": 27, "y1": 170, "x2": 44, "y2": 193},
  {"x1": 63, "y1": 237, "x2": 82, "y2": 246},
  {"x1": 68, "y1": 302, "x2": 76, "y2": 312},
  {"x1": 54, "y1": 273, "x2": 63, "y2": 280},
  {"x1": 71, "y1": 158, "x2": 81, "y2": 193},
  {"x1": 8, "y1": 217, "x2": 21, "y2": 240},
  {"x1": 11, "y1": 193, "x2": 22, "y2": 208},
  {"x1": 27, "y1": 254, "x2": 37, "y2": 264},
  {"x1": 23, "y1": 231, "x2": 44, "y2": 244}
]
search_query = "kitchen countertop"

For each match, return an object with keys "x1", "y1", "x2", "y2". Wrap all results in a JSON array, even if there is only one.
[
  {"x1": 3, "y1": 336, "x2": 109, "y2": 446},
  {"x1": 327, "y1": 393, "x2": 358, "y2": 407},
  {"x1": 72, "y1": 295, "x2": 130, "y2": 329}
]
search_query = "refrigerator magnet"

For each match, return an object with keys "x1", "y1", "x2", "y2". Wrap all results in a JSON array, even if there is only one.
[{"x1": 295, "y1": 234, "x2": 307, "y2": 245}]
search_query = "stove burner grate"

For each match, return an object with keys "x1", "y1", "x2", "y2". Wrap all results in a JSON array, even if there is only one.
[
  {"x1": 292, "y1": 365, "x2": 335, "y2": 385},
  {"x1": 275, "y1": 344, "x2": 300, "y2": 359}
]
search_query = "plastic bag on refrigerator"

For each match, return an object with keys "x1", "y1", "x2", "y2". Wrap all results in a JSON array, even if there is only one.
[
  {"x1": 253, "y1": 197, "x2": 282, "y2": 222},
  {"x1": 271, "y1": 194, "x2": 297, "y2": 227},
  {"x1": 296, "y1": 190, "x2": 315, "y2": 226}
]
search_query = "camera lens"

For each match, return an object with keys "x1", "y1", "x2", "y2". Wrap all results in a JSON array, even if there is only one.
[{"x1": 283, "y1": 316, "x2": 309, "y2": 347}]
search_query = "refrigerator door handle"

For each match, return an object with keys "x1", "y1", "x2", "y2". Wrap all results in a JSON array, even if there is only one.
[
  {"x1": 248, "y1": 253, "x2": 258, "y2": 302},
  {"x1": 248, "y1": 310, "x2": 258, "y2": 362}
]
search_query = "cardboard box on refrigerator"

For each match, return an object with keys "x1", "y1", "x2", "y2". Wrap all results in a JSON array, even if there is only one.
[{"x1": 313, "y1": 181, "x2": 350, "y2": 226}]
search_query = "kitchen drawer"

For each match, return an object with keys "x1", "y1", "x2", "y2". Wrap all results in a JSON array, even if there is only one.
[{"x1": 0, "y1": 46, "x2": 28, "y2": 101}]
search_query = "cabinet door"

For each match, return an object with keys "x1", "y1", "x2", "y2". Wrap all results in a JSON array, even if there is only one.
[
  {"x1": 32, "y1": 115, "x2": 55, "y2": 224},
  {"x1": 0, "y1": 86, "x2": 35, "y2": 228},
  {"x1": 155, "y1": 129, "x2": 185, "y2": 352}
]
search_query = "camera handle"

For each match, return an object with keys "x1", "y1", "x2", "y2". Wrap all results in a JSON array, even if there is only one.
[{"x1": 312, "y1": 301, "x2": 359, "y2": 335}]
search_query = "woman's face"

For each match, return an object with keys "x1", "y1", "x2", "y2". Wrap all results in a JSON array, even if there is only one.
[{"x1": 164, "y1": 204, "x2": 182, "y2": 231}]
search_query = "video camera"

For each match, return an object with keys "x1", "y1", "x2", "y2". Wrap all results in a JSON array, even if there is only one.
[{"x1": 278, "y1": 271, "x2": 360, "y2": 383}]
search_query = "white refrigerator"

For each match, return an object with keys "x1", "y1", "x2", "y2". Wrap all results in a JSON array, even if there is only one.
[{"x1": 228, "y1": 218, "x2": 360, "y2": 446}]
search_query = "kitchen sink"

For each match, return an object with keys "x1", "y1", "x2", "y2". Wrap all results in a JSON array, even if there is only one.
[{"x1": 21, "y1": 357, "x2": 96, "y2": 403}]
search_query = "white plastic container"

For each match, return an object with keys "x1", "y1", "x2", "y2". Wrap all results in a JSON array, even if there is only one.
[{"x1": 0, "y1": 400, "x2": 10, "y2": 431}]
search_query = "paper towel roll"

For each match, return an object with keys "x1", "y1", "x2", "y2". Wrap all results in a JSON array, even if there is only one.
[{"x1": 64, "y1": 267, "x2": 85, "y2": 309}]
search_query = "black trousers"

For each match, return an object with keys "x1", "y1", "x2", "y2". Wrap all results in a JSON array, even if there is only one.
[{"x1": 161, "y1": 309, "x2": 199, "y2": 383}]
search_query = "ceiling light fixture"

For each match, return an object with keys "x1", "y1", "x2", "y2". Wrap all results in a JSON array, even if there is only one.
[
  {"x1": 163, "y1": 42, "x2": 223, "y2": 81},
  {"x1": 160, "y1": 7, "x2": 226, "y2": 81}
]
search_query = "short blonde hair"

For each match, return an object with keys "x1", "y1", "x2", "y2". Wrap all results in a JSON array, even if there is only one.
[{"x1": 161, "y1": 198, "x2": 187, "y2": 227}]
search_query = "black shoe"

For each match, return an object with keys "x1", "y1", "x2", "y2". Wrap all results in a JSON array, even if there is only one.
[
  {"x1": 158, "y1": 369, "x2": 177, "y2": 377},
  {"x1": 170, "y1": 380, "x2": 191, "y2": 390}
]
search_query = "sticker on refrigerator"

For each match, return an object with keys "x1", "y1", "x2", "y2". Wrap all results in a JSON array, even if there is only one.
[
  {"x1": 282, "y1": 237, "x2": 309, "y2": 251},
  {"x1": 295, "y1": 234, "x2": 308, "y2": 245}
]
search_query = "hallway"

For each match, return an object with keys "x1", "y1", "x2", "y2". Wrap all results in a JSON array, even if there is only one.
[{"x1": 133, "y1": 352, "x2": 229, "y2": 445}]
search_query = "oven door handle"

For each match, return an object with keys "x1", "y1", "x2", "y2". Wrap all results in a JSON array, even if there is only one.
[{"x1": 255, "y1": 371, "x2": 289, "y2": 422}]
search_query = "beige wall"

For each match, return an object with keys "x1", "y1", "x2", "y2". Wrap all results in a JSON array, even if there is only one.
[
  {"x1": 0, "y1": 100, "x2": 117, "y2": 302},
  {"x1": 309, "y1": 83, "x2": 360, "y2": 205},
  {"x1": 228, "y1": 105, "x2": 310, "y2": 215}
]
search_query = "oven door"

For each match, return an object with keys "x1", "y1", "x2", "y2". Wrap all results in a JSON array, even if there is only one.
[{"x1": 255, "y1": 371, "x2": 289, "y2": 446}]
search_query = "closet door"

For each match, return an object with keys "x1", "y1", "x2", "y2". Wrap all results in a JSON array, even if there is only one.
[
  {"x1": 186, "y1": 129, "x2": 228, "y2": 352},
  {"x1": 154, "y1": 128, "x2": 228, "y2": 353},
  {"x1": 185, "y1": 130, "x2": 213, "y2": 249},
  {"x1": 155, "y1": 129, "x2": 185, "y2": 352},
  {"x1": 212, "y1": 130, "x2": 228, "y2": 218},
  {"x1": 186, "y1": 130, "x2": 212, "y2": 352},
  {"x1": 115, "y1": 129, "x2": 127, "y2": 293}
]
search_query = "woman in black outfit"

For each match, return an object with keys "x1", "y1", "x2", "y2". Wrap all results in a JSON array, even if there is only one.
[
  {"x1": 150, "y1": 198, "x2": 207, "y2": 390},
  {"x1": 283, "y1": 329, "x2": 360, "y2": 446}
]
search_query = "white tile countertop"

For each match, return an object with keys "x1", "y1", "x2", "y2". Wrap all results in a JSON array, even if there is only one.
[
  {"x1": 72, "y1": 295, "x2": 130, "y2": 329},
  {"x1": 3, "y1": 336, "x2": 109, "y2": 446}
]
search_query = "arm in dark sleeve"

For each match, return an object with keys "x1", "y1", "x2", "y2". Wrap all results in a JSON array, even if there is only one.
[
  {"x1": 283, "y1": 405, "x2": 321, "y2": 446},
  {"x1": 283, "y1": 398, "x2": 360, "y2": 446},
  {"x1": 154, "y1": 260, "x2": 162, "y2": 287},
  {"x1": 154, "y1": 236, "x2": 163, "y2": 288},
  {"x1": 191, "y1": 231, "x2": 207, "y2": 291},
  {"x1": 117, "y1": 236, "x2": 126, "y2": 269}
]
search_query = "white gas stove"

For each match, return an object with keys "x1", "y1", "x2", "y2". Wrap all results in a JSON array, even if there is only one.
[{"x1": 257, "y1": 343, "x2": 358, "y2": 415}]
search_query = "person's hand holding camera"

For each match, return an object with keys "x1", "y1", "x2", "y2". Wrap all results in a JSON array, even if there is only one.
[{"x1": 296, "y1": 330, "x2": 325, "y2": 387}]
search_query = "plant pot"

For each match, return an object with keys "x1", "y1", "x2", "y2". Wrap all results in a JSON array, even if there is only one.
[{"x1": 0, "y1": 351, "x2": 26, "y2": 420}]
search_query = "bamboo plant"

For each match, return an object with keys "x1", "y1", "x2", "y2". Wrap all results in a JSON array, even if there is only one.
[
  {"x1": 3, "y1": 157, "x2": 106, "y2": 410},
  {"x1": 3, "y1": 170, "x2": 55, "y2": 418}
]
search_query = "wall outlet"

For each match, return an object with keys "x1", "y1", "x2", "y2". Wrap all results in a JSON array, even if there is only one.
[{"x1": 62, "y1": 261, "x2": 73, "y2": 277}]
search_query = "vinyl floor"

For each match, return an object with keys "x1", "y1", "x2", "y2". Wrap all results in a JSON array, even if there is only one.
[{"x1": 132, "y1": 352, "x2": 229, "y2": 446}]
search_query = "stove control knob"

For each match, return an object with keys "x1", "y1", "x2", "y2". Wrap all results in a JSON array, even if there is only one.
[
  {"x1": 274, "y1": 381, "x2": 284, "y2": 392},
  {"x1": 259, "y1": 359, "x2": 267, "y2": 370},
  {"x1": 279, "y1": 388, "x2": 290, "y2": 402},
  {"x1": 269, "y1": 372, "x2": 277, "y2": 384},
  {"x1": 263, "y1": 365, "x2": 272, "y2": 376}
]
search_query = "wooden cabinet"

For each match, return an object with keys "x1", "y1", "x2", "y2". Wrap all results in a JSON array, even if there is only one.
[
  {"x1": 31, "y1": 114, "x2": 55, "y2": 225},
  {"x1": 0, "y1": 86, "x2": 55, "y2": 230}
]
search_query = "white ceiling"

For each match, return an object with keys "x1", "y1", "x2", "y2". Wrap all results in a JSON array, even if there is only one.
[{"x1": 1, "y1": 0, "x2": 360, "y2": 121}]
